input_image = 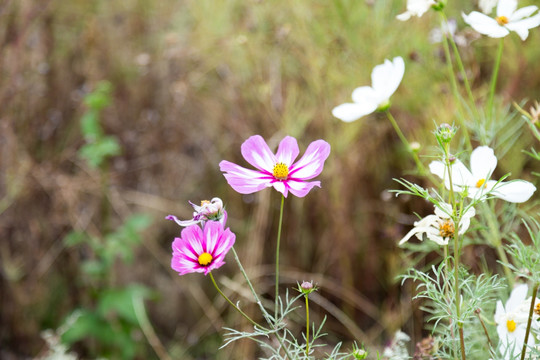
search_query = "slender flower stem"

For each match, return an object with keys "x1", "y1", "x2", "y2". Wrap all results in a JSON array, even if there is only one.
[
  {"x1": 275, "y1": 194, "x2": 285, "y2": 323},
  {"x1": 230, "y1": 247, "x2": 294, "y2": 360},
  {"x1": 385, "y1": 110, "x2": 437, "y2": 184},
  {"x1": 441, "y1": 12, "x2": 476, "y2": 112},
  {"x1": 208, "y1": 272, "x2": 262, "y2": 329},
  {"x1": 305, "y1": 294, "x2": 310, "y2": 356},
  {"x1": 438, "y1": 13, "x2": 472, "y2": 151},
  {"x1": 521, "y1": 283, "x2": 539, "y2": 360},
  {"x1": 474, "y1": 309, "x2": 494, "y2": 354},
  {"x1": 487, "y1": 38, "x2": 504, "y2": 120}
]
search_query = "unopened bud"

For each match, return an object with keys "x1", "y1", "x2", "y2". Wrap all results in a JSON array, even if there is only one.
[
  {"x1": 410, "y1": 141, "x2": 421, "y2": 152},
  {"x1": 298, "y1": 281, "x2": 317, "y2": 295},
  {"x1": 353, "y1": 348, "x2": 368, "y2": 359},
  {"x1": 435, "y1": 123, "x2": 457, "y2": 144}
]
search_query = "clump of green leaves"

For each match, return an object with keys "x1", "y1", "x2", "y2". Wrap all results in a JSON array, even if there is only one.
[
  {"x1": 78, "y1": 81, "x2": 121, "y2": 168},
  {"x1": 61, "y1": 214, "x2": 153, "y2": 359}
]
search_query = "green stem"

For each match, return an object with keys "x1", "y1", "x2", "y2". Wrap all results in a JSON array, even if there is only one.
[
  {"x1": 275, "y1": 195, "x2": 285, "y2": 323},
  {"x1": 487, "y1": 38, "x2": 504, "y2": 121},
  {"x1": 385, "y1": 110, "x2": 437, "y2": 183},
  {"x1": 305, "y1": 294, "x2": 310, "y2": 356},
  {"x1": 230, "y1": 247, "x2": 294, "y2": 360},
  {"x1": 209, "y1": 272, "x2": 262, "y2": 329},
  {"x1": 520, "y1": 283, "x2": 539, "y2": 360},
  {"x1": 438, "y1": 13, "x2": 472, "y2": 151},
  {"x1": 441, "y1": 12, "x2": 476, "y2": 112}
]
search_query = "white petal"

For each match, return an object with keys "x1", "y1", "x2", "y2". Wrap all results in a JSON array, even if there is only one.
[
  {"x1": 426, "y1": 233, "x2": 448, "y2": 245},
  {"x1": 509, "y1": 5, "x2": 538, "y2": 21},
  {"x1": 470, "y1": 146, "x2": 497, "y2": 181},
  {"x1": 399, "y1": 225, "x2": 434, "y2": 245},
  {"x1": 497, "y1": 0, "x2": 517, "y2": 17},
  {"x1": 506, "y1": 284, "x2": 528, "y2": 312},
  {"x1": 463, "y1": 11, "x2": 510, "y2": 38},
  {"x1": 351, "y1": 86, "x2": 379, "y2": 105},
  {"x1": 492, "y1": 180, "x2": 536, "y2": 203},
  {"x1": 370, "y1": 57, "x2": 405, "y2": 102},
  {"x1": 449, "y1": 158, "x2": 476, "y2": 187},
  {"x1": 332, "y1": 102, "x2": 376, "y2": 122},
  {"x1": 506, "y1": 13, "x2": 540, "y2": 40},
  {"x1": 396, "y1": 11, "x2": 413, "y2": 21},
  {"x1": 434, "y1": 203, "x2": 452, "y2": 218}
]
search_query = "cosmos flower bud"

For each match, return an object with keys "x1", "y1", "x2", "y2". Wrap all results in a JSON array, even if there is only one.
[
  {"x1": 435, "y1": 123, "x2": 457, "y2": 144},
  {"x1": 352, "y1": 348, "x2": 368, "y2": 359},
  {"x1": 298, "y1": 281, "x2": 317, "y2": 295}
]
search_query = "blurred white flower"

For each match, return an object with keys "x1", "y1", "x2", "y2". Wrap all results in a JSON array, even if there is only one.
[
  {"x1": 429, "y1": 19, "x2": 468, "y2": 46},
  {"x1": 463, "y1": 0, "x2": 540, "y2": 41},
  {"x1": 332, "y1": 57, "x2": 404, "y2": 122},
  {"x1": 399, "y1": 203, "x2": 475, "y2": 246},
  {"x1": 396, "y1": 0, "x2": 436, "y2": 21},
  {"x1": 495, "y1": 284, "x2": 538, "y2": 359},
  {"x1": 429, "y1": 146, "x2": 536, "y2": 203},
  {"x1": 383, "y1": 330, "x2": 410, "y2": 360},
  {"x1": 479, "y1": 0, "x2": 498, "y2": 14}
]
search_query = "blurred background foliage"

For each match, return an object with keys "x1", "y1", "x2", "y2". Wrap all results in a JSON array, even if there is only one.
[{"x1": 1, "y1": 0, "x2": 539, "y2": 358}]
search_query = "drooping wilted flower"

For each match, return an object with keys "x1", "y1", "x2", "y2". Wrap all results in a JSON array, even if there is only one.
[
  {"x1": 399, "y1": 203, "x2": 475, "y2": 246},
  {"x1": 463, "y1": 0, "x2": 540, "y2": 41},
  {"x1": 166, "y1": 197, "x2": 227, "y2": 227},
  {"x1": 332, "y1": 57, "x2": 405, "y2": 122},
  {"x1": 429, "y1": 146, "x2": 536, "y2": 203},
  {"x1": 396, "y1": 0, "x2": 436, "y2": 21},
  {"x1": 219, "y1": 135, "x2": 331, "y2": 198},
  {"x1": 171, "y1": 221, "x2": 235, "y2": 276}
]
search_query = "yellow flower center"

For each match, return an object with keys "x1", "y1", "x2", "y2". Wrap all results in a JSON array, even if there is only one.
[
  {"x1": 201, "y1": 200, "x2": 210, "y2": 206},
  {"x1": 506, "y1": 319, "x2": 517, "y2": 332},
  {"x1": 273, "y1": 162, "x2": 289, "y2": 180},
  {"x1": 496, "y1": 16, "x2": 509, "y2": 25},
  {"x1": 439, "y1": 219, "x2": 455, "y2": 238},
  {"x1": 535, "y1": 303, "x2": 540, "y2": 316},
  {"x1": 476, "y1": 178, "x2": 486, "y2": 188},
  {"x1": 198, "y1": 252, "x2": 213, "y2": 266}
]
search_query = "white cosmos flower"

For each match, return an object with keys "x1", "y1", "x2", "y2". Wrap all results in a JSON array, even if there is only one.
[
  {"x1": 332, "y1": 57, "x2": 405, "y2": 123},
  {"x1": 399, "y1": 203, "x2": 475, "y2": 246},
  {"x1": 463, "y1": 0, "x2": 540, "y2": 41},
  {"x1": 429, "y1": 146, "x2": 536, "y2": 203},
  {"x1": 396, "y1": 0, "x2": 436, "y2": 21},
  {"x1": 495, "y1": 284, "x2": 538, "y2": 359}
]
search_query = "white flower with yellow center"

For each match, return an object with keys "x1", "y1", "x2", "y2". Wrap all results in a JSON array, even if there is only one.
[
  {"x1": 399, "y1": 203, "x2": 475, "y2": 246},
  {"x1": 463, "y1": 0, "x2": 540, "y2": 41},
  {"x1": 429, "y1": 146, "x2": 536, "y2": 203},
  {"x1": 495, "y1": 284, "x2": 537, "y2": 359},
  {"x1": 397, "y1": 0, "x2": 436, "y2": 21}
]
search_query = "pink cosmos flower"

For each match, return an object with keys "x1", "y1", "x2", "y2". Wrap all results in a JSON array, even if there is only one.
[
  {"x1": 171, "y1": 221, "x2": 235, "y2": 276},
  {"x1": 219, "y1": 135, "x2": 331, "y2": 198}
]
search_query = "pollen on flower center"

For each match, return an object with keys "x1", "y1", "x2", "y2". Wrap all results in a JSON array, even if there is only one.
[
  {"x1": 201, "y1": 200, "x2": 210, "y2": 206},
  {"x1": 496, "y1": 16, "x2": 509, "y2": 25},
  {"x1": 198, "y1": 252, "x2": 213, "y2": 266},
  {"x1": 506, "y1": 319, "x2": 517, "y2": 332},
  {"x1": 535, "y1": 302, "x2": 540, "y2": 316},
  {"x1": 476, "y1": 178, "x2": 486, "y2": 188},
  {"x1": 439, "y1": 220, "x2": 455, "y2": 238},
  {"x1": 273, "y1": 162, "x2": 289, "y2": 180}
]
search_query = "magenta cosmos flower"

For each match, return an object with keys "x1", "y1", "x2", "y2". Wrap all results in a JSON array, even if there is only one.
[
  {"x1": 171, "y1": 221, "x2": 235, "y2": 276},
  {"x1": 219, "y1": 135, "x2": 331, "y2": 198}
]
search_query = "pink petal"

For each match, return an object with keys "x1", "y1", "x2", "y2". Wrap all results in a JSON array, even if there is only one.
[
  {"x1": 219, "y1": 160, "x2": 272, "y2": 194},
  {"x1": 275, "y1": 136, "x2": 299, "y2": 166},
  {"x1": 289, "y1": 140, "x2": 331, "y2": 180},
  {"x1": 212, "y1": 227, "x2": 236, "y2": 261},
  {"x1": 272, "y1": 181, "x2": 289, "y2": 197},
  {"x1": 240, "y1": 135, "x2": 277, "y2": 172},
  {"x1": 287, "y1": 179, "x2": 320, "y2": 198}
]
